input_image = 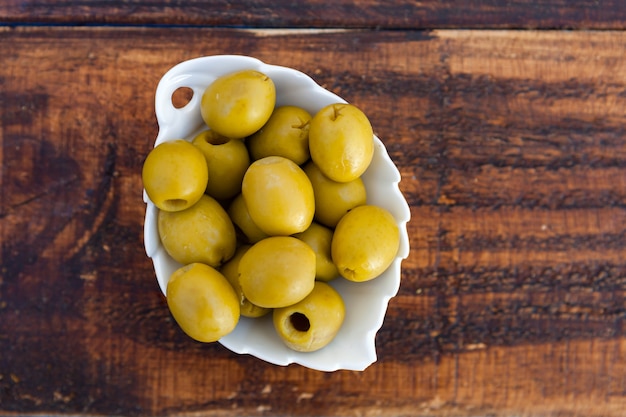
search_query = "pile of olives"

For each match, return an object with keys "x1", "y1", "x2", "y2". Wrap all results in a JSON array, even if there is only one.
[{"x1": 142, "y1": 69, "x2": 400, "y2": 352}]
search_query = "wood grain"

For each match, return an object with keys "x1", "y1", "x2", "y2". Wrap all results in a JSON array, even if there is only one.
[
  {"x1": 1, "y1": 0, "x2": 626, "y2": 29},
  {"x1": 1, "y1": 27, "x2": 626, "y2": 416}
]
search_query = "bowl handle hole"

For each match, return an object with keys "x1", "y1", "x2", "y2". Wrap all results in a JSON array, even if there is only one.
[{"x1": 171, "y1": 87, "x2": 194, "y2": 109}]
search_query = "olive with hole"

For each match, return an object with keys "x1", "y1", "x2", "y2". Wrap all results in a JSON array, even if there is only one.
[
  {"x1": 158, "y1": 194, "x2": 237, "y2": 268},
  {"x1": 247, "y1": 105, "x2": 312, "y2": 165},
  {"x1": 303, "y1": 161, "x2": 367, "y2": 228},
  {"x1": 192, "y1": 129, "x2": 250, "y2": 200},
  {"x1": 167, "y1": 263, "x2": 240, "y2": 343},
  {"x1": 238, "y1": 236, "x2": 316, "y2": 308},
  {"x1": 331, "y1": 205, "x2": 400, "y2": 282},
  {"x1": 309, "y1": 103, "x2": 374, "y2": 183},
  {"x1": 273, "y1": 281, "x2": 345, "y2": 352},
  {"x1": 142, "y1": 139, "x2": 208, "y2": 212},
  {"x1": 294, "y1": 222, "x2": 339, "y2": 282},
  {"x1": 242, "y1": 156, "x2": 314, "y2": 236},
  {"x1": 220, "y1": 245, "x2": 270, "y2": 318},
  {"x1": 201, "y1": 69, "x2": 276, "y2": 139}
]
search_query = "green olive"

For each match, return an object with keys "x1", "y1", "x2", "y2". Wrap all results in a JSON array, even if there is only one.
[
  {"x1": 201, "y1": 69, "x2": 276, "y2": 139},
  {"x1": 309, "y1": 103, "x2": 374, "y2": 183},
  {"x1": 247, "y1": 105, "x2": 311, "y2": 165},
  {"x1": 192, "y1": 129, "x2": 250, "y2": 200},
  {"x1": 242, "y1": 156, "x2": 314, "y2": 236},
  {"x1": 303, "y1": 161, "x2": 367, "y2": 228},
  {"x1": 158, "y1": 194, "x2": 237, "y2": 268},
  {"x1": 142, "y1": 139, "x2": 208, "y2": 212},
  {"x1": 331, "y1": 205, "x2": 400, "y2": 282},
  {"x1": 220, "y1": 245, "x2": 270, "y2": 318},
  {"x1": 167, "y1": 263, "x2": 240, "y2": 343},
  {"x1": 294, "y1": 222, "x2": 338, "y2": 282},
  {"x1": 238, "y1": 236, "x2": 316, "y2": 308},
  {"x1": 227, "y1": 193, "x2": 269, "y2": 244},
  {"x1": 273, "y1": 281, "x2": 345, "y2": 352}
]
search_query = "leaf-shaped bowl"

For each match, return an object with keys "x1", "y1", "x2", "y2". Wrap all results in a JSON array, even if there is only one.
[{"x1": 143, "y1": 55, "x2": 410, "y2": 371}]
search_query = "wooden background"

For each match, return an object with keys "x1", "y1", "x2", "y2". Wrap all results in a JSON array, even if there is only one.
[{"x1": 2, "y1": 1, "x2": 626, "y2": 416}]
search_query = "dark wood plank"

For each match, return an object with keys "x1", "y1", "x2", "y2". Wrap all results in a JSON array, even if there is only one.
[
  {"x1": 2, "y1": 27, "x2": 626, "y2": 416},
  {"x1": 1, "y1": 0, "x2": 626, "y2": 29}
]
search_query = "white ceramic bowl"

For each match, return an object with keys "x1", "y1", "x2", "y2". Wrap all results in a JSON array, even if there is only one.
[{"x1": 143, "y1": 55, "x2": 410, "y2": 371}]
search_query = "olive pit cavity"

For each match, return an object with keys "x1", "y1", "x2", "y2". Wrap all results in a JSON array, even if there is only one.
[
  {"x1": 289, "y1": 312, "x2": 311, "y2": 332},
  {"x1": 203, "y1": 133, "x2": 229, "y2": 145},
  {"x1": 163, "y1": 198, "x2": 188, "y2": 211}
]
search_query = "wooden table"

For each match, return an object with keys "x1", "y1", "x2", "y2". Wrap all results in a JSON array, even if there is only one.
[{"x1": 2, "y1": 2, "x2": 626, "y2": 416}]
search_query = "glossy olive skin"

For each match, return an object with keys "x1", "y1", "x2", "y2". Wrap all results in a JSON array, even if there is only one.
[
  {"x1": 167, "y1": 263, "x2": 240, "y2": 343},
  {"x1": 238, "y1": 236, "x2": 316, "y2": 308},
  {"x1": 309, "y1": 103, "x2": 374, "y2": 183},
  {"x1": 142, "y1": 139, "x2": 208, "y2": 212},
  {"x1": 294, "y1": 222, "x2": 339, "y2": 282},
  {"x1": 303, "y1": 161, "x2": 367, "y2": 228},
  {"x1": 273, "y1": 281, "x2": 345, "y2": 352},
  {"x1": 227, "y1": 194, "x2": 269, "y2": 244},
  {"x1": 247, "y1": 105, "x2": 311, "y2": 165},
  {"x1": 158, "y1": 194, "x2": 237, "y2": 268},
  {"x1": 331, "y1": 205, "x2": 400, "y2": 282},
  {"x1": 192, "y1": 129, "x2": 250, "y2": 200},
  {"x1": 220, "y1": 245, "x2": 270, "y2": 318},
  {"x1": 242, "y1": 156, "x2": 315, "y2": 236},
  {"x1": 201, "y1": 69, "x2": 276, "y2": 139}
]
